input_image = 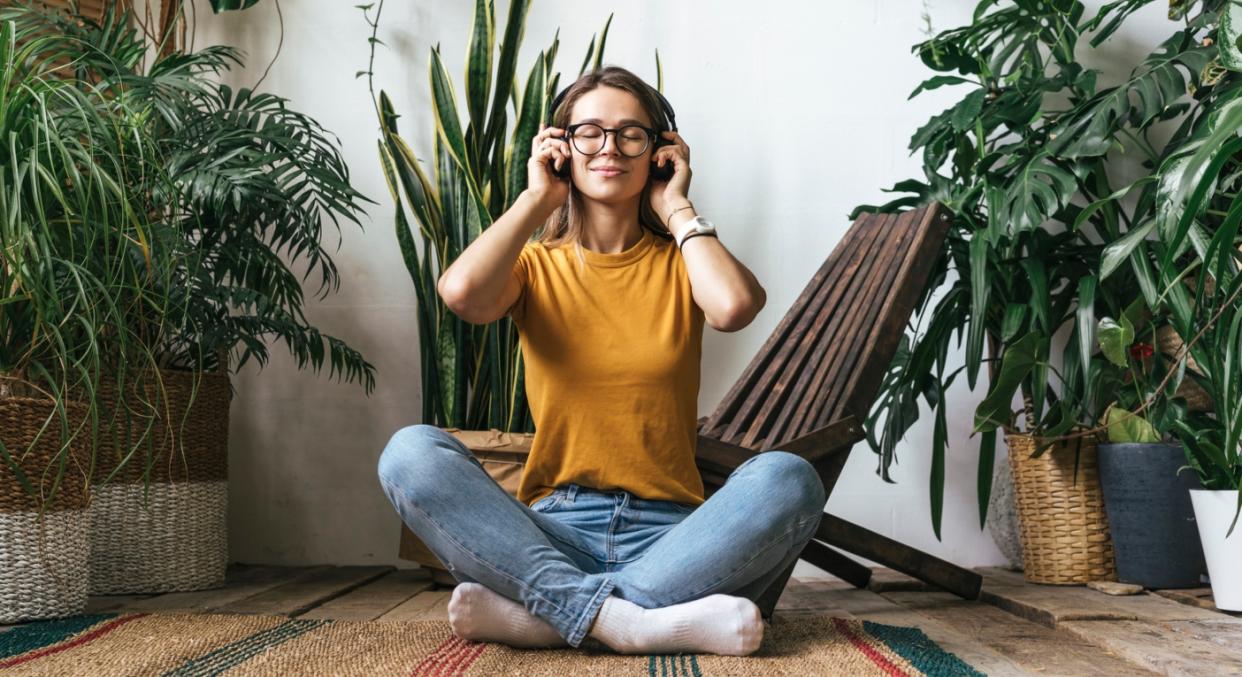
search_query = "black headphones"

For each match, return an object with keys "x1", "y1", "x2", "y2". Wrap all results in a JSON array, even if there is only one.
[{"x1": 545, "y1": 82, "x2": 678, "y2": 182}]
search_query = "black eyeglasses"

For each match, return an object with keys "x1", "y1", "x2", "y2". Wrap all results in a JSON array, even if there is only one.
[{"x1": 565, "y1": 123, "x2": 656, "y2": 158}]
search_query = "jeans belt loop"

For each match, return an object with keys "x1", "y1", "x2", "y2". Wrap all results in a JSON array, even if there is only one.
[{"x1": 566, "y1": 484, "x2": 579, "y2": 502}]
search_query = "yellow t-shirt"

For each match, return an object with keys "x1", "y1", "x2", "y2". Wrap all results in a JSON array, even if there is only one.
[{"x1": 508, "y1": 227, "x2": 706, "y2": 508}]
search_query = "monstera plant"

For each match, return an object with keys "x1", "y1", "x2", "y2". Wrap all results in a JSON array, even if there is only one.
[{"x1": 860, "y1": 0, "x2": 1219, "y2": 537}]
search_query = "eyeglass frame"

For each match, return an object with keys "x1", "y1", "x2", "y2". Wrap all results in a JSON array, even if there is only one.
[{"x1": 564, "y1": 122, "x2": 658, "y2": 158}]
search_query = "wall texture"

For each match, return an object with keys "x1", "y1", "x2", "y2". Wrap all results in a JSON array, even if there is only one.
[{"x1": 191, "y1": 0, "x2": 1180, "y2": 573}]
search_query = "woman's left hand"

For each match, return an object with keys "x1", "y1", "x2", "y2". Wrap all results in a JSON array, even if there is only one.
[{"x1": 648, "y1": 130, "x2": 693, "y2": 226}]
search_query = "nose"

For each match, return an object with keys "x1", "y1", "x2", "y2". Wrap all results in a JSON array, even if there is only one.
[{"x1": 598, "y1": 131, "x2": 622, "y2": 156}]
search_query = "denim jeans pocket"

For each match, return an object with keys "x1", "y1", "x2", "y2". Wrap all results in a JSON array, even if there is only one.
[{"x1": 529, "y1": 491, "x2": 564, "y2": 512}]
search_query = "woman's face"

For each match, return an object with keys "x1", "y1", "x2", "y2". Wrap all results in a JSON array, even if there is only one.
[{"x1": 566, "y1": 86, "x2": 654, "y2": 204}]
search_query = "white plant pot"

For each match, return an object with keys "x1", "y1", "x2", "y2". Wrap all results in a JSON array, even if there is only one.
[{"x1": 1189, "y1": 489, "x2": 1242, "y2": 611}]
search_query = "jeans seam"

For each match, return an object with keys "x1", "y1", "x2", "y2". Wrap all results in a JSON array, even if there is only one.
[
  {"x1": 680, "y1": 513, "x2": 818, "y2": 601},
  {"x1": 385, "y1": 479, "x2": 580, "y2": 620},
  {"x1": 567, "y1": 574, "x2": 616, "y2": 647}
]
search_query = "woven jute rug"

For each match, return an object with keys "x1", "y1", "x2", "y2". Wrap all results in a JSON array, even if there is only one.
[{"x1": 0, "y1": 611, "x2": 985, "y2": 676}]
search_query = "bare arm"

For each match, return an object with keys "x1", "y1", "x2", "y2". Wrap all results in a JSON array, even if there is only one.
[{"x1": 437, "y1": 123, "x2": 571, "y2": 325}]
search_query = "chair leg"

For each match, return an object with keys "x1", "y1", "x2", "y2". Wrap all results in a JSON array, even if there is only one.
[
  {"x1": 799, "y1": 540, "x2": 872, "y2": 589},
  {"x1": 813, "y1": 513, "x2": 982, "y2": 600},
  {"x1": 754, "y1": 560, "x2": 797, "y2": 621}
]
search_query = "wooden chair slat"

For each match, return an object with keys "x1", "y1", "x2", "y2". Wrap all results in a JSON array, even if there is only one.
[
  {"x1": 761, "y1": 212, "x2": 903, "y2": 448},
  {"x1": 799, "y1": 210, "x2": 918, "y2": 433},
  {"x1": 704, "y1": 213, "x2": 875, "y2": 442}
]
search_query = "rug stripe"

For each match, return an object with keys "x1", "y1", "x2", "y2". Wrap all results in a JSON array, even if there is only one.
[
  {"x1": 0, "y1": 614, "x2": 148, "y2": 669},
  {"x1": 411, "y1": 635, "x2": 472, "y2": 677},
  {"x1": 863, "y1": 620, "x2": 985, "y2": 677},
  {"x1": 646, "y1": 652, "x2": 700, "y2": 677},
  {"x1": 433, "y1": 636, "x2": 471, "y2": 677},
  {"x1": 162, "y1": 618, "x2": 328, "y2": 677},
  {"x1": 442, "y1": 637, "x2": 486, "y2": 676},
  {"x1": 831, "y1": 617, "x2": 912, "y2": 677},
  {"x1": 0, "y1": 613, "x2": 117, "y2": 660}
]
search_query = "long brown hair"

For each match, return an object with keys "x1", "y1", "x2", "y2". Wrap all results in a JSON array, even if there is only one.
[{"x1": 532, "y1": 65, "x2": 675, "y2": 266}]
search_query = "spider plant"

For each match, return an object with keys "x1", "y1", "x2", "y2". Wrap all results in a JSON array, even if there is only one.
[
  {"x1": 0, "y1": 15, "x2": 176, "y2": 513},
  {"x1": 361, "y1": 0, "x2": 660, "y2": 430}
]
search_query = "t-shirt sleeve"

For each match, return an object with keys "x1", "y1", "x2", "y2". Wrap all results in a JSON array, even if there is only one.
[{"x1": 506, "y1": 244, "x2": 533, "y2": 325}]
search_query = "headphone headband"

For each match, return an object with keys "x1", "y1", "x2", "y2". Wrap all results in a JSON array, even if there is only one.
[{"x1": 546, "y1": 80, "x2": 677, "y2": 132}]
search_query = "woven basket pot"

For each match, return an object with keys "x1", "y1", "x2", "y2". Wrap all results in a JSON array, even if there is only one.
[
  {"x1": 0, "y1": 395, "x2": 91, "y2": 623},
  {"x1": 398, "y1": 428, "x2": 533, "y2": 586},
  {"x1": 1006, "y1": 434, "x2": 1117, "y2": 584},
  {"x1": 88, "y1": 368, "x2": 231, "y2": 594}
]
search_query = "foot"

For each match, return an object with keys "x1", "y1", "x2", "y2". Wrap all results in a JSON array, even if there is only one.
[
  {"x1": 588, "y1": 593, "x2": 764, "y2": 656},
  {"x1": 446, "y1": 582, "x2": 569, "y2": 648}
]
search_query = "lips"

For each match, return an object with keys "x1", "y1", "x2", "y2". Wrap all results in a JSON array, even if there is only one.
[{"x1": 592, "y1": 167, "x2": 625, "y2": 177}]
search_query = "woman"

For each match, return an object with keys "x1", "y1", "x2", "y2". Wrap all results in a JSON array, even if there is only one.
[{"x1": 376, "y1": 66, "x2": 826, "y2": 656}]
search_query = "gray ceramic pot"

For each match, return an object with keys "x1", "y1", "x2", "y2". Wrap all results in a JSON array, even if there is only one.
[{"x1": 1097, "y1": 442, "x2": 1206, "y2": 588}]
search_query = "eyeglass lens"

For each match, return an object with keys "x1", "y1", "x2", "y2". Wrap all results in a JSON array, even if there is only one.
[{"x1": 571, "y1": 124, "x2": 650, "y2": 157}]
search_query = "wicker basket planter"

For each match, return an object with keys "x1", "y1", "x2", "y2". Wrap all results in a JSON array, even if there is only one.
[
  {"x1": 88, "y1": 368, "x2": 232, "y2": 594},
  {"x1": 0, "y1": 395, "x2": 92, "y2": 623},
  {"x1": 398, "y1": 428, "x2": 533, "y2": 585},
  {"x1": 1006, "y1": 433, "x2": 1117, "y2": 584}
]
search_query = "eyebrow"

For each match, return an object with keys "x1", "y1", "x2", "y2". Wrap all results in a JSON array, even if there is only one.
[{"x1": 574, "y1": 117, "x2": 649, "y2": 127}]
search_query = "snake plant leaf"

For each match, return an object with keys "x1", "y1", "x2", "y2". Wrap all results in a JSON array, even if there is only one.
[
  {"x1": 1098, "y1": 315, "x2": 1135, "y2": 368},
  {"x1": 974, "y1": 332, "x2": 1040, "y2": 433},
  {"x1": 1000, "y1": 303, "x2": 1027, "y2": 342},
  {"x1": 430, "y1": 47, "x2": 475, "y2": 180},
  {"x1": 484, "y1": 0, "x2": 530, "y2": 160},
  {"x1": 655, "y1": 48, "x2": 663, "y2": 93},
  {"x1": 592, "y1": 13, "x2": 612, "y2": 74},
  {"x1": 465, "y1": 0, "x2": 494, "y2": 161},
  {"x1": 506, "y1": 52, "x2": 546, "y2": 205},
  {"x1": 578, "y1": 35, "x2": 596, "y2": 78}
]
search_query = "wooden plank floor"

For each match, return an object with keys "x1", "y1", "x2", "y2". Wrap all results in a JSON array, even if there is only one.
[{"x1": 3, "y1": 565, "x2": 1239, "y2": 675}]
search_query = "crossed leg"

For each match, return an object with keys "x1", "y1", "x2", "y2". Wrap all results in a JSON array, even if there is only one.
[{"x1": 376, "y1": 424, "x2": 826, "y2": 653}]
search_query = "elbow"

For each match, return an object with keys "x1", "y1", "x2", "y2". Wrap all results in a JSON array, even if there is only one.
[
  {"x1": 714, "y1": 289, "x2": 766, "y2": 333},
  {"x1": 437, "y1": 274, "x2": 484, "y2": 324}
]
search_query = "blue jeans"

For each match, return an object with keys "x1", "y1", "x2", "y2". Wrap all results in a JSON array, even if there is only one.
[{"x1": 376, "y1": 424, "x2": 826, "y2": 648}]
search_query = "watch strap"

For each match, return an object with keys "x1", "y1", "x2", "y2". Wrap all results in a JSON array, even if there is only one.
[{"x1": 679, "y1": 230, "x2": 718, "y2": 249}]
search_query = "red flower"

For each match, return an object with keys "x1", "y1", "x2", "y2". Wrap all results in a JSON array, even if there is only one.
[{"x1": 1129, "y1": 343, "x2": 1154, "y2": 359}]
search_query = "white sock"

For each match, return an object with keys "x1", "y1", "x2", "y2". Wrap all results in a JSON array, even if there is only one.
[
  {"x1": 587, "y1": 593, "x2": 764, "y2": 656},
  {"x1": 446, "y1": 582, "x2": 568, "y2": 648}
]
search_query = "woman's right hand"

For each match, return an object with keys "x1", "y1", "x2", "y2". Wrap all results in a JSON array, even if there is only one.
[{"x1": 526, "y1": 124, "x2": 571, "y2": 209}]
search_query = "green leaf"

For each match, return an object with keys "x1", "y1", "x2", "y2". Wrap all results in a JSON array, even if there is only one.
[
  {"x1": 209, "y1": 0, "x2": 262, "y2": 12},
  {"x1": 1104, "y1": 405, "x2": 1159, "y2": 443},
  {"x1": 1077, "y1": 275, "x2": 1097, "y2": 395},
  {"x1": 1097, "y1": 315, "x2": 1135, "y2": 367},
  {"x1": 974, "y1": 333, "x2": 1040, "y2": 433},
  {"x1": 1221, "y1": 0, "x2": 1242, "y2": 72}
]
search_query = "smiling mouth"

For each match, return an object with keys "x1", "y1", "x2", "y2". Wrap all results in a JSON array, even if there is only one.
[{"x1": 592, "y1": 168, "x2": 625, "y2": 176}]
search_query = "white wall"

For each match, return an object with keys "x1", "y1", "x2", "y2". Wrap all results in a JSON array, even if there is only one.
[{"x1": 193, "y1": 0, "x2": 1182, "y2": 571}]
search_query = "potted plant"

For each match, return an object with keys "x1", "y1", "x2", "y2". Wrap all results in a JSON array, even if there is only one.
[
  {"x1": 1092, "y1": 306, "x2": 1207, "y2": 589},
  {"x1": 0, "y1": 14, "x2": 178, "y2": 620},
  {"x1": 7, "y1": 2, "x2": 376, "y2": 595},
  {"x1": 1142, "y1": 86, "x2": 1242, "y2": 611},
  {"x1": 861, "y1": 0, "x2": 1216, "y2": 584}
]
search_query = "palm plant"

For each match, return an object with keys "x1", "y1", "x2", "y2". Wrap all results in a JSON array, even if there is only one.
[
  {"x1": 860, "y1": 0, "x2": 1214, "y2": 537},
  {"x1": 362, "y1": 0, "x2": 661, "y2": 430},
  {"x1": 6, "y1": 3, "x2": 377, "y2": 392}
]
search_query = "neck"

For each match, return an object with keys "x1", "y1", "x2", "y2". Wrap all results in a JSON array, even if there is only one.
[{"x1": 579, "y1": 195, "x2": 643, "y2": 253}]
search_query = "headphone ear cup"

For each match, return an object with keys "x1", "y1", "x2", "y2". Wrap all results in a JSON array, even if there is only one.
[{"x1": 649, "y1": 137, "x2": 674, "y2": 182}]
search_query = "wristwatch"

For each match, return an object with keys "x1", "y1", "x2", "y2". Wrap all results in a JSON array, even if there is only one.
[{"x1": 675, "y1": 215, "x2": 717, "y2": 248}]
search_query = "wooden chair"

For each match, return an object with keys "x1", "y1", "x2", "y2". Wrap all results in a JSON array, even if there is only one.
[{"x1": 692, "y1": 202, "x2": 983, "y2": 616}]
